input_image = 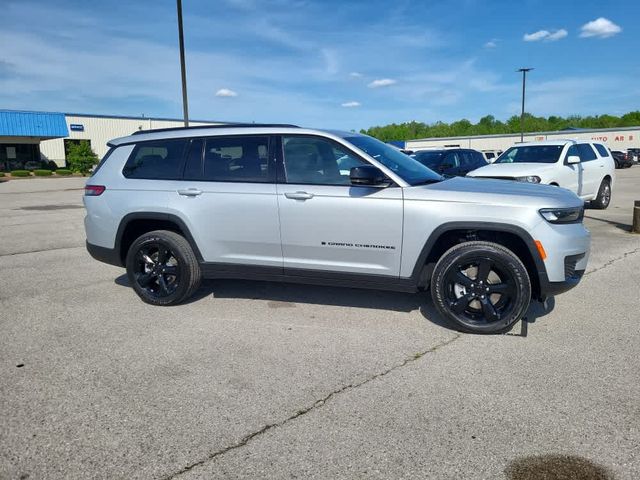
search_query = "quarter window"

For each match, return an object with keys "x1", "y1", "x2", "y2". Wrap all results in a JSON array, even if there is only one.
[
  {"x1": 282, "y1": 136, "x2": 367, "y2": 185},
  {"x1": 593, "y1": 143, "x2": 609, "y2": 157},
  {"x1": 123, "y1": 139, "x2": 188, "y2": 179},
  {"x1": 577, "y1": 143, "x2": 597, "y2": 162},
  {"x1": 203, "y1": 136, "x2": 271, "y2": 182}
]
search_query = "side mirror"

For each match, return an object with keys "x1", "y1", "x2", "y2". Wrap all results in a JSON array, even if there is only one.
[
  {"x1": 350, "y1": 166, "x2": 388, "y2": 187},
  {"x1": 567, "y1": 155, "x2": 580, "y2": 165}
]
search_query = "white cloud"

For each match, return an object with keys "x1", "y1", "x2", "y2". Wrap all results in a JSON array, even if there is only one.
[
  {"x1": 215, "y1": 88, "x2": 238, "y2": 97},
  {"x1": 321, "y1": 48, "x2": 338, "y2": 75},
  {"x1": 368, "y1": 78, "x2": 397, "y2": 88},
  {"x1": 349, "y1": 72, "x2": 363, "y2": 78},
  {"x1": 524, "y1": 30, "x2": 550, "y2": 42},
  {"x1": 580, "y1": 17, "x2": 622, "y2": 38},
  {"x1": 484, "y1": 39, "x2": 497, "y2": 48},
  {"x1": 523, "y1": 29, "x2": 567, "y2": 42},
  {"x1": 341, "y1": 101, "x2": 361, "y2": 107},
  {"x1": 547, "y1": 29, "x2": 568, "y2": 41}
]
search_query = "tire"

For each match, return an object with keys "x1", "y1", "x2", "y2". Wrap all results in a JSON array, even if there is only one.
[
  {"x1": 430, "y1": 241, "x2": 531, "y2": 334},
  {"x1": 125, "y1": 230, "x2": 201, "y2": 306},
  {"x1": 591, "y1": 178, "x2": 611, "y2": 210}
]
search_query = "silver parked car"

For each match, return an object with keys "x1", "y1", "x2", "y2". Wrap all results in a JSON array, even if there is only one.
[{"x1": 84, "y1": 125, "x2": 590, "y2": 334}]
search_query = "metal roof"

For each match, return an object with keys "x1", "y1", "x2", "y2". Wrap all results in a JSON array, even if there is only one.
[{"x1": 0, "y1": 110, "x2": 69, "y2": 138}]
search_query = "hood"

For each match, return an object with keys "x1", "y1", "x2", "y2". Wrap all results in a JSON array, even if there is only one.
[
  {"x1": 467, "y1": 162, "x2": 557, "y2": 178},
  {"x1": 405, "y1": 176, "x2": 582, "y2": 209}
]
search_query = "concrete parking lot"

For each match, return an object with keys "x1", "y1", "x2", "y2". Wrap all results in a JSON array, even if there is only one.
[{"x1": 1, "y1": 171, "x2": 639, "y2": 479}]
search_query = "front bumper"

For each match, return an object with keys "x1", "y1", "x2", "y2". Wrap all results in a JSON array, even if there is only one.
[{"x1": 537, "y1": 267, "x2": 585, "y2": 300}]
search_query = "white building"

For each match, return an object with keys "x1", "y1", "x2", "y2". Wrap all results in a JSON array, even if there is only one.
[
  {"x1": 40, "y1": 112, "x2": 224, "y2": 167},
  {"x1": 405, "y1": 126, "x2": 640, "y2": 155},
  {"x1": 0, "y1": 110, "x2": 224, "y2": 171}
]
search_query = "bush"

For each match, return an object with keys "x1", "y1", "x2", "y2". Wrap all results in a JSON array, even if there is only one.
[
  {"x1": 10, "y1": 170, "x2": 31, "y2": 177},
  {"x1": 0, "y1": 172, "x2": 5, "y2": 177},
  {"x1": 55, "y1": 169, "x2": 73, "y2": 176},
  {"x1": 66, "y1": 141, "x2": 98, "y2": 175},
  {"x1": 34, "y1": 169, "x2": 53, "y2": 176}
]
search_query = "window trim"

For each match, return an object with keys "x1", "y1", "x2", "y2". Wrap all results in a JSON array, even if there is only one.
[{"x1": 277, "y1": 133, "x2": 394, "y2": 187}]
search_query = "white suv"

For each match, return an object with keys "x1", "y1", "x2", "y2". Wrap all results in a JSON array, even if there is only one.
[
  {"x1": 84, "y1": 125, "x2": 591, "y2": 334},
  {"x1": 468, "y1": 140, "x2": 615, "y2": 209}
]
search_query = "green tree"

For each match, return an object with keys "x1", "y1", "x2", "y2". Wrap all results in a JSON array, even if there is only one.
[
  {"x1": 360, "y1": 110, "x2": 640, "y2": 142},
  {"x1": 66, "y1": 141, "x2": 98, "y2": 175}
]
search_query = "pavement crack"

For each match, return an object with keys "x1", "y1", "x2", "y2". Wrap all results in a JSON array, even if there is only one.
[
  {"x1": 585, "y1": 246, "x2": 640, "y2": 276},
  {"x1": 162, "y1": 333, "x2": 461, "y2": 479},
  {"x1": 0, "y1": 245, "x2": 84, "y2": 257}
]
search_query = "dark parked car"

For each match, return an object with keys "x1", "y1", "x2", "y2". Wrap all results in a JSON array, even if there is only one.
[
  {"x1": 627, "y1": 148, "x2": 640, "y2": 164},
  {"x1": 411, "y1": 148, "x2": 488, "y2": 176},
  {"x1": 611, "y1": 150, "x2": 633, "y2": 169}
]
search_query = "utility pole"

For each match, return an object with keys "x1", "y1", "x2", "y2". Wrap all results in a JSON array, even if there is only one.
[
  {"x1": 517, "y1": 68, "x2": 533, "y2": 142},
  {"x1": 176, "y1": 0, "x2": 189, "y2": 127}
]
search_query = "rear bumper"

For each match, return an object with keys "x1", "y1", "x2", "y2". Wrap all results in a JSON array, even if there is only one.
[{"x1": 86, "y1": 241, "x2": 122, "y2": 267}]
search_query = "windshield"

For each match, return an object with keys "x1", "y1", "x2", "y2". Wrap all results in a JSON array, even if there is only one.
[
  {"x1": 412, "y1": 151, "x2": 445, "y2": 168},
  {"x1": 496, "y1": 145, "x2": 564, "y2": 164},
  {"x1": 345, "y1": 136, "x2": 443, "y2": 185}
]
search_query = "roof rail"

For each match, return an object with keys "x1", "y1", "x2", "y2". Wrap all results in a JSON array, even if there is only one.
[{"x1": 131, "y1": 123, "x2": 300, "y2": 135}]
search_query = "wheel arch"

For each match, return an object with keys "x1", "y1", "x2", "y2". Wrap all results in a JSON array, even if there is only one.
[
  {"x1": 115, "y1": 213, "x2": 203, "y2": 266},
  {"x1": 412, "y1": 222, "x2": 546, "y2": 299}
]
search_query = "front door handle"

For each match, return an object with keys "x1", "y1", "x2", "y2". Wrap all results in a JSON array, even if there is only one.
[
  {"x1": 177, "y1": 188, "x2": 202, "y2": 197},
  {"x1": 284, "y1": 191, "x2": 314, "y2": 200}
]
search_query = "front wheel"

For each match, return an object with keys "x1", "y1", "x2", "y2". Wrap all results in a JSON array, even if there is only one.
[
  {"x1": 126, "y1": 230, "x2": 202, "y2": 306},
  {"x1": 430, "y1": 241, "x2": 531, "y2": 334},
  {"x1": 591, "y1": 178, "x2": 611, "y2": 210}
]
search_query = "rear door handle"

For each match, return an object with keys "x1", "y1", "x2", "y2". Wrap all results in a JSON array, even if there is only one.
[
  {"x1": 284, "y1": 191, "x2": 314, "y2": 200},
  {"x1": 177, "y1": 188, "x2": 202, "y2": 197}
]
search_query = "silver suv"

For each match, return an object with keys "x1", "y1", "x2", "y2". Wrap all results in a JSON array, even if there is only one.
[{"x1": 84, "y1": 125, "x2": 590, "y2": 334}]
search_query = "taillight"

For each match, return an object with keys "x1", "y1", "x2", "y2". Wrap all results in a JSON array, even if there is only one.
[{"x1": 85, "y1": 185, "x2": 106, "y2": 196}]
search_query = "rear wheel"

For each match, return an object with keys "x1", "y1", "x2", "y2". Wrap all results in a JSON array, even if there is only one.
[
  {"x1": 591, "y1": 178, "x2": 611, "y2": 210},
  {"x1": 126, "y1": 230, "x2": 201, "y2": 306},
  {"x1": 431, "y1": 241, "x2": 531, "y2": 334}
]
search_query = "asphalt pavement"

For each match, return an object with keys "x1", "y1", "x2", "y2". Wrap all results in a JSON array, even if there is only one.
[{"x1": 1, "y1": 170, "x2": 638, "y2": 479}]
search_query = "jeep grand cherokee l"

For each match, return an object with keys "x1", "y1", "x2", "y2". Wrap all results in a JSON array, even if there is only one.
[{"x1": 84, "y1": 125, "x2": 590, "y2": 334}]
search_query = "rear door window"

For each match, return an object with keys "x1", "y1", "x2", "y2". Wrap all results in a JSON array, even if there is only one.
[
  {"x1": 203, "y1": 136, "x2": 272, "y2": 183},
  {"x1": 123, "y1": 139, "x2": 188, "y2": 179}
]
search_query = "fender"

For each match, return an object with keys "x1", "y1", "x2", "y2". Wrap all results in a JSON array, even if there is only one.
[
  {"x1": 114, "y1": 212, "x2": 205, "y2": 264},
  {"x1": 409, "y1": 221, "x2": 548, "y2": 287}
]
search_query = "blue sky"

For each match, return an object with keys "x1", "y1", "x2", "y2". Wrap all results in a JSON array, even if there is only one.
[{"x1": 0, "y1": 0, "x2": 638, "y2": 130}]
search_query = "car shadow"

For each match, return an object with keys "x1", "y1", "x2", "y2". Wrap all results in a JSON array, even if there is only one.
[
  {"x1": 115, "y1": 274, "x2": 554, "y2": 335},
  {"x1": 584, "y1": 214, "x2": 632, "y2": 232}
]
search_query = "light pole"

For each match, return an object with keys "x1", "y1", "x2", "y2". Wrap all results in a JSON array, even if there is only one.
[
  {"x1": 176, "y1": 0, "x2": 189, "y2": 127},
  {"x1": 517, "y1": 68, "x2": 533, "y2": 142}
]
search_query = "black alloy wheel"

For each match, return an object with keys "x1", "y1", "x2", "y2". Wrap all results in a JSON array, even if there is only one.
[
  {"x1": 126, "y1": 230, "x2": 201, "y2": 306},
  {"x1": 134, "y1": 243, "x2": 180, "y2": 299},
  {"x1": 431, "y1": 241, "x2": 531, "y2": 334}
]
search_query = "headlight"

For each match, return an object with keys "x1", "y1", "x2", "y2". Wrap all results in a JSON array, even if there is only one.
[
  {"x1": 515, "y1": 175, "x2": 541, "y2": 183},
  {"x1": 539, "y1": 207, "x2": 584, "y2": 224}
]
